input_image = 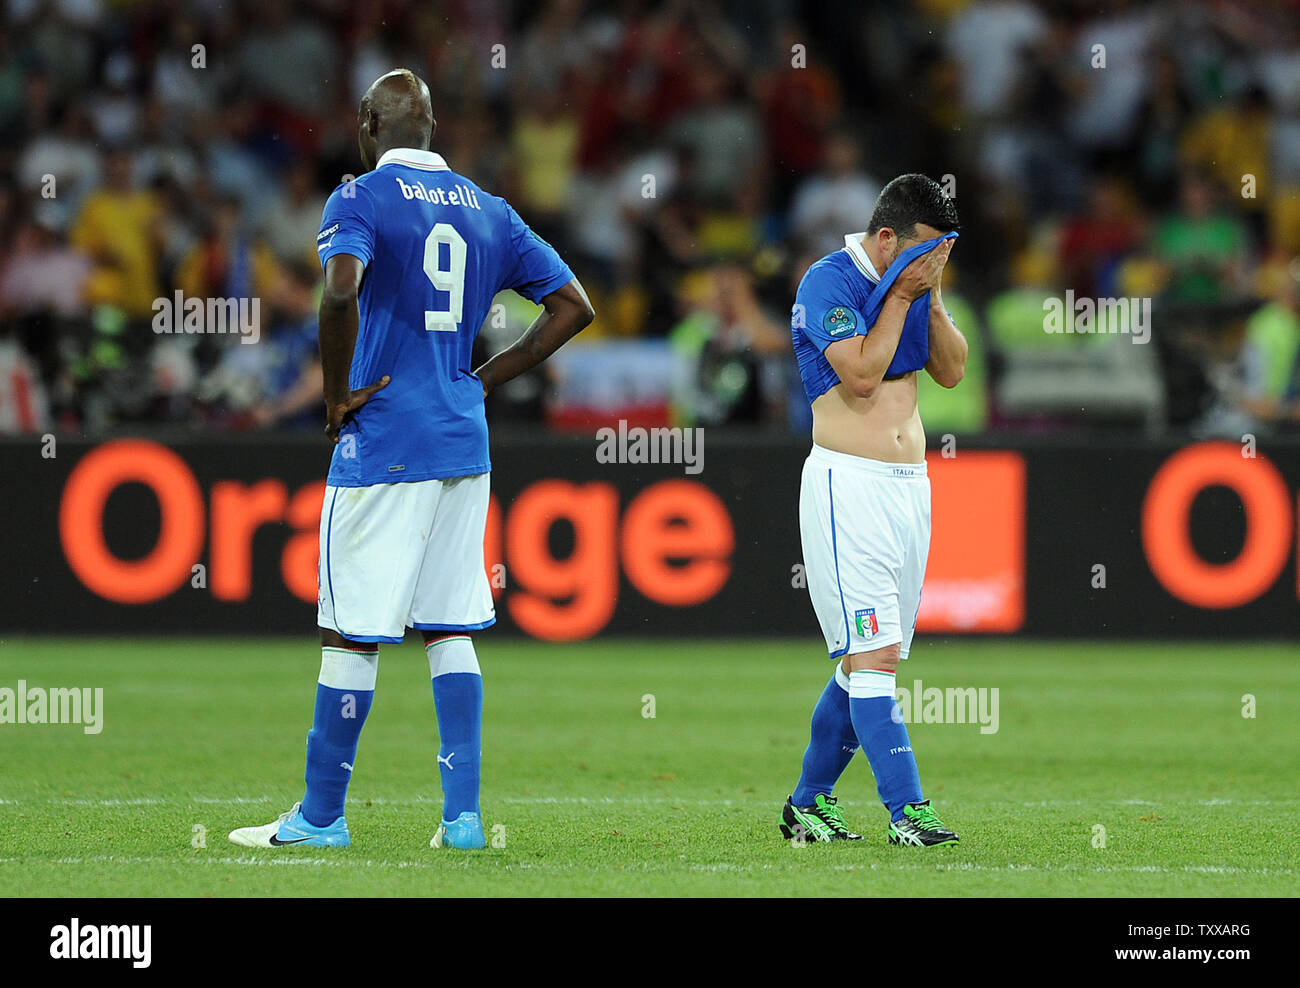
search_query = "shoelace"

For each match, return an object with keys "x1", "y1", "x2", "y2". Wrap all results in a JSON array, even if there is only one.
[
  {"x1": 817, "y1": 798, "x2": 851, "y2": 834},
  {"x1": 907, "y1": 804, "x2": 945, "y2": 831}
]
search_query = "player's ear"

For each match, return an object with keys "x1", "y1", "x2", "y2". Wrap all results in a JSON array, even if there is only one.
[{"x1": 429, "y1": 117, "x2": 437, "y2": 145}]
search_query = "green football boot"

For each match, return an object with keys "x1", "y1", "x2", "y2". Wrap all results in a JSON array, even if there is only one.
[
  {"x1": 779, "y1": 793, "x2": 863, "y2": 842},
  {"x1": 888, "y1": 799, "x2": 959, "y2": 846}
]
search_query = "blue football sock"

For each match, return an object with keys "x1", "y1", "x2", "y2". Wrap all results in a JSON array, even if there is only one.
[
  {"x1": 301, "y1": 646, "x2": 377, "y2": 827},
  {"x1": 848, "y1": 668, "x2": 923, "y2": 821},
  {"x1": 427, "y1": 636, "x2": 483, "y2": 820},
  {"x1": 792, "y1": 666, "x2": 858, "y2": 806}
]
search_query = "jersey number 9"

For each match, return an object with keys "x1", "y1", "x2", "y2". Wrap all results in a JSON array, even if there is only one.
[{"x1": 423, "y1": 223, "x2": 467, "y2": 333}]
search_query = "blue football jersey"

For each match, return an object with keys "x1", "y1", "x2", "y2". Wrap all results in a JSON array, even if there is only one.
[
  {"x1": 791, "y1": 231, "x2": 957, "y2": 406},
  {"x1": 316, "y1": 148, "x2": 574, "y2": 486}
]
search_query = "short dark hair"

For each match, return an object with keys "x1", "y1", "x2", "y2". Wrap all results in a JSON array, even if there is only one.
[{"x1": 867, "y1": 173, "x2": 959, "y2": 238}]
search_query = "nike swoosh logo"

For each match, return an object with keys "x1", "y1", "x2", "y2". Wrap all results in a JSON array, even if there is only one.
[{"x1": 268, "y1": 834, "x2": 314, "y2": 846}]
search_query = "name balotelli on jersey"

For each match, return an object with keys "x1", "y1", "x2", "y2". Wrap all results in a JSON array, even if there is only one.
[{"x1": 394, "y1": 175, "x2": 483, "y2": 210}]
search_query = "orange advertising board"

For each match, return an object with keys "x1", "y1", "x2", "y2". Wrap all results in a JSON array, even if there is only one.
[{"x1": 919, "y1": 452, "x2": 1026, "y2": 632}]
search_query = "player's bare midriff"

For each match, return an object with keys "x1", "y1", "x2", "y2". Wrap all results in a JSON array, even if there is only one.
[{"x1": 810, "y1": 373, "x2": 924, "y2": 463}]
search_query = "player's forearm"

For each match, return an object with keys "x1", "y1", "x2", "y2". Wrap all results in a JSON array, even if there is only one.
[
  {"x1": 475, "y1": 281, "x2": 594, "y2": 395},
  {"x1": 475, "y1": 311, "x2": 581, "y2": 394},
  {"x1": 318, "y1": 292, "x2": 360, "y2": 410},
  {"x1": 843, "y1": 292, "x2": 911, "y2": 398},
  {"x1": 925, "y1": 295, "x2": 968, "y2": 389}
]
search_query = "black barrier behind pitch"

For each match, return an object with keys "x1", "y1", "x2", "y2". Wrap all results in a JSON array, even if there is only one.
[{"x1": 1, "y1": 434, "x2": 1297, "y2": 639}]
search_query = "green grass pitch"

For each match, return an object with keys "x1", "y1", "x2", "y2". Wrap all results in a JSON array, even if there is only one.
[{"x1": 0, "y1": 637, "x2": 1295, "y2": 897}]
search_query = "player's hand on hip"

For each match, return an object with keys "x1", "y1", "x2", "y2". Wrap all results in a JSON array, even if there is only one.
[
  {"x1": 890, "y1": 239, "x2": 953, "y2": 302},
  {"x1": 325, "y1": 375, "x2": 390, "y2": 443}
]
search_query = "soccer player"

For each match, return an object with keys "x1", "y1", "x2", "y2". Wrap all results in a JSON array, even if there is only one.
[
  {"x1": 229, "y1": 69, "x2": 593, "y2": 850},
  {"x1": 780, "y1": 174, "x2": 965, "y2": 847}
]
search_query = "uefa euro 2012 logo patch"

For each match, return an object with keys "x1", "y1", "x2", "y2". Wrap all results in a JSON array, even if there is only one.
[{"x1": 823, "y1": 305, "x2": 857, "y2": 337}]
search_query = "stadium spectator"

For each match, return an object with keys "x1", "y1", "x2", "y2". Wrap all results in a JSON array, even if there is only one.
[
  {"x1": 787, "y1": 133, "x2": 882, "y2": 257},
  {"x1": 1066, "y1": 0, "x2": 1161, "y2": 153},
  {"x1": 665, "y1": 59, "x2": 764, "y2": 211},
  {"x1": 16, "y1": 101, "x2": 100, "y2": 224},
  {"x1": 1180, "y1": 85, "x2": 1273, "y2": 235},
  {"x1": 507, "y1": 84, "x2": 580, "y2": 245},
  {"x1": 1133, "y1": 50, "x2": 1197, "y2": 211},
  {"x1": 197, "y1": 259, "x2": 323, "y2": 431},
  {"x1": 759, "y1": 20, "x2": 841, "y2": 208},
  {"x1": 669, "y1": 263, "x2": 788, "y2": 426},
  {"x1": 943, "y1": 0, "x2": 1047, "y2": 121},
  {"x1": 1218, "y1": 257, "x2": 1300, "y2": 433},
  {"x1": 1149, "y1": 169, "x2": 1251, "y2": 305},
  {"x1": 235, "y1": 0, "x2": 340, "y2": 152},
  {"x1": 260, "y1": 160, "x2": 327, "y2": 269},
  {"x1": 0, "y1": 203, "x2": 88, "y2": 421},
  {"x1": 0, "y1": 206, "x2": 90, "y2": 322},
  {"x1": 175, "y1": 194, "x2": 279, "y2": 340},
  {"x1": 1057, "y1": 175, "x2": 1147, "y2": 300},
  {"x1": 69, "y1": 147, "x2": 161, "y2": 321}
]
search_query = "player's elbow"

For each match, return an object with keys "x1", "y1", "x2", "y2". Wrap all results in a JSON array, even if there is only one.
[
  {"x1": 545, "y1": 281, "x2": 595, "y2": 333},
  {"x1": 932, "y1": 363, "x2": 965, "y2": 389},
  {"x1": 849, "y1": 382, "x2": 877, "y2": 401},
  {"x1": 551, "y1": 296, "x2": 593, "y2": 338},
  {"x1": 569, "y1": 280, "x2": 596, "y2": 329},
  {"x1": 844, "y1": 369, "x2": 882, "y2": 400}
]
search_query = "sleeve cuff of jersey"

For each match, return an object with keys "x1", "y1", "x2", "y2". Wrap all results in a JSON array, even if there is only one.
[
  {"x1": 317, "y1": 244, "x2": 372, "y2": 271},
  {"x1": 519, "y1": 265, "x2": 575, "y2": 304},
  {"x1": 819, "y1": 331, "x2": 866, "y2": 354}
]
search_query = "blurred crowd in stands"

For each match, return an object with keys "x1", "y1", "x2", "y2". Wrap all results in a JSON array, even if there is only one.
[{"x1": 2, "y1": 0, "x2": 1300, "y2": 438}]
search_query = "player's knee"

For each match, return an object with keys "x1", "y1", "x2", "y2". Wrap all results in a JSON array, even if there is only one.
[
  {"x1": 421, "y1": 630, "x2": 469, "y2": 646},
  {"x1": 320, "y1": 627, "x2": 376, "y2": 650},
  {"x1": 843, "y1": 642, "x2": 900, "y2": 674}
]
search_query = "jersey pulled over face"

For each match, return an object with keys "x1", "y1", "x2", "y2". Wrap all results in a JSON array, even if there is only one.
[
  {"x1": 317, "y1": 148, "x2": 573, "y2": 486},
  {"x1": 791, "y1": 231, "x2": 957, "y2": 407}
]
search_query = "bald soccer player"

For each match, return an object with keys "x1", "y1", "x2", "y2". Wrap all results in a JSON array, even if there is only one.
[
  {"x1": 780, "y1": 174, "x2": 965, "y2": 847},
  {"x1": 231, "y1": 70, "x2": 593, "y2": 850}
]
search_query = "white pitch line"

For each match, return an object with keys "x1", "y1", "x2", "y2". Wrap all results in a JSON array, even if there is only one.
[
  {"x1": 0, "y1": 795, "x2": 726, "y2": 808},
  {"x1": 2, "y1": 795, "x2": 1296, "y2": 809},
  {"x1": 0, "y1": 854, "x2": 476, "y2": 872},
  {"x1": 1019, "y1": 798, "x2": 1300, "y2": 808},
  {"x1": 0, "y1": 855, "x2": 1292, "y2": 879},
  {"x1": 822, "y1": 861, "x2": 1296, "y2": 877}
]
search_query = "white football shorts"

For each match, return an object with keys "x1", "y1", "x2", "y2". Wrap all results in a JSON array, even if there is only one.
[
  {"x1": 799, "y1": 444, "x2": 930, "y2": 660},
  {"x1": 317, "y1": 474, "x2": 495, "y2": 644}
]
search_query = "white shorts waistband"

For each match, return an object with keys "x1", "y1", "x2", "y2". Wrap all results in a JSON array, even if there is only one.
[{"x1": 807, "y1": 443, "x2": 927, "y2": 478}]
